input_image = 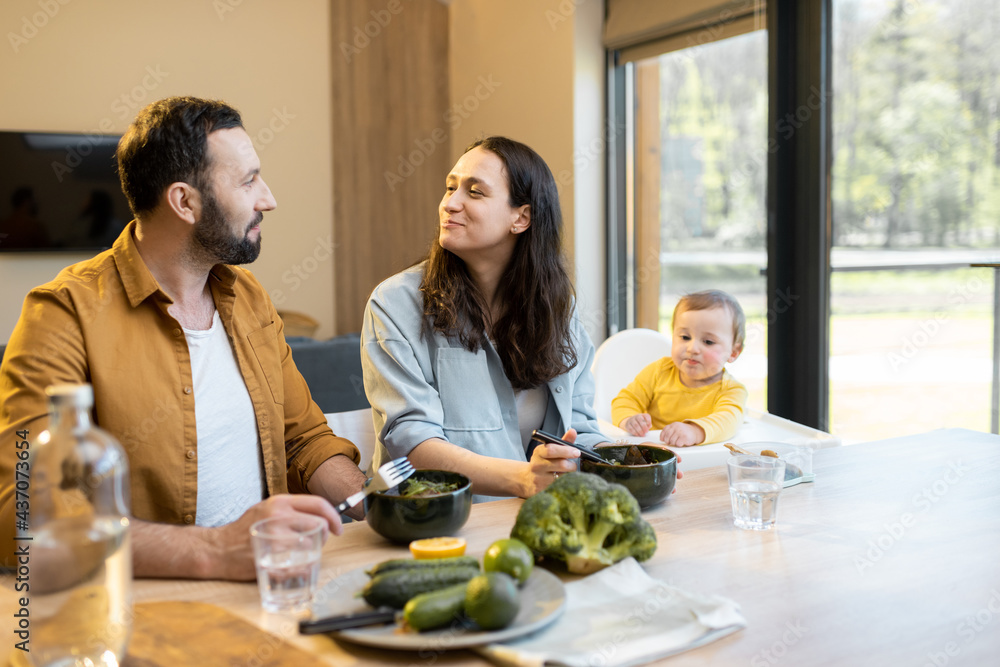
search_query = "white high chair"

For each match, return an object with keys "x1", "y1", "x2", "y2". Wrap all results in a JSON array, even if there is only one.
[{"x1": 591, "y1": 328, "x2": 672, "y2": 424}]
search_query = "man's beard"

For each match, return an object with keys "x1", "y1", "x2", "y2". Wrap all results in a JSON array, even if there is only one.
[{"x1": 192, "y1": 191, "x2": 262, "y2": 265}]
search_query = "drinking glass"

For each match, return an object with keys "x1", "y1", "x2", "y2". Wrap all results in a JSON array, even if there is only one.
[
  {"x1": 250, "y1": 515, "x2": 325, "y2": 613},
  {"x1": 727, "y1": 454, "x2": 786, "y2": 530}
]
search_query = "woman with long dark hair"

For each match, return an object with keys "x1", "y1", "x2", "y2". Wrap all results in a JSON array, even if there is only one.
[{"x1": 361, "y1": 136, "x2": 610, "y2": 500}]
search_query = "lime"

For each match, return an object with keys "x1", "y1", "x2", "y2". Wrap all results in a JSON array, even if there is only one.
[
  {"x1": 464, "y1": 572, "x2": 520, "y2": 630},
  {"x1": 483, "y1": 537, "x2": 534, "y2": 585},
  {"x1": 409, "y1": 536, "x2": 467, "y2": 559}
]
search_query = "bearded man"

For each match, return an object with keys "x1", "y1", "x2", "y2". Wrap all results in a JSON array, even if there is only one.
[{"x1": 0, "y1": 97, "x2": 366, "y2": 579}]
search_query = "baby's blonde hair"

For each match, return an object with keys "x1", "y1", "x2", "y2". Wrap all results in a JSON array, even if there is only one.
[{"x1": 672, "y1": 290, "x2": 745, "y2": 350}]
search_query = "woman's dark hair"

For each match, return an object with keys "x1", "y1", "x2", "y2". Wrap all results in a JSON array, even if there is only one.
[
  {"x1": 421, "y1": 136, "x2": 577, "y2": 389},
  {"x1": 116, "y1": 96, "x2": 243, "y2": 217}
]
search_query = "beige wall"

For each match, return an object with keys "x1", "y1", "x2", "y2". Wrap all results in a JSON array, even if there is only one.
[
  {"x1": 448, "y1": 0, "x2": 607, "y2": 344},
  {"x1": 0, "y1": 0, "x2": 336, "y2": 341},
  {"x1": 448, "y1": 0, "x2": 576, "y2": 238},
  {"x1": 0, "y1": 0, "x2": 608, "y2": 345}
]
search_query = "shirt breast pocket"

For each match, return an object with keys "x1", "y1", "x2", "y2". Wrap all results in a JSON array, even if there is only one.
[
  {"x1": 248, "y1": 322, "x2": 284, "y2": 405},
  {"x1": 436, "y1": 348, "x2": 503, "y2": 432}
]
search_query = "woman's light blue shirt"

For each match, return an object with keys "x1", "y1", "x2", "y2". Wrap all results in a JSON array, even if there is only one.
[{"x1": 361, "y1": 263, "x2": 607, "y2": 500}]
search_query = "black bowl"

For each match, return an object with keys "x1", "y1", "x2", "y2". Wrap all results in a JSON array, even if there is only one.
[
  {"x1": 581, "y1": 445, "x2": 677, "y2": 509},
  {"x1": 363, "y1": 469, "x2": 472, "y2": 544}
]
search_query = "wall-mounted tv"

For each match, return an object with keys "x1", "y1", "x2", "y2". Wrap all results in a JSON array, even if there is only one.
[{"x1": 0, "y1": 130, "x2": 133, "y2": 253}]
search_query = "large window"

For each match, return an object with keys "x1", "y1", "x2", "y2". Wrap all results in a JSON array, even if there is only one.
[
  {"x1": 830, "y1": 0, "x2": 999, "y2": 441},
  {"x1": 629, "y1": 30, "x2": 770, "y2": 413},
  {"x1": 612, "y1": 0, "x2": 1000, "y2": 440}
]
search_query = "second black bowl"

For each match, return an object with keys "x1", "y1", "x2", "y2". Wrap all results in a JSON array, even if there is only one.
[
  {"x1": 363, "y1": 469, "x2": 472, "y2": 544},
  {"x1": 582, "y1": 444, "x2": 677, "y2": 509}
]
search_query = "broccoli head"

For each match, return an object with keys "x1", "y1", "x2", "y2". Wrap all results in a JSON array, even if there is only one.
[{"x1": 510, "y1": 472, "x2": 657, "y2": 574}]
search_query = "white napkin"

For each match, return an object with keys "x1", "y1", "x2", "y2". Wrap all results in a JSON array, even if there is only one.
[{"x1": 475, "y1": 558, "x2": 746, "y2": 667}]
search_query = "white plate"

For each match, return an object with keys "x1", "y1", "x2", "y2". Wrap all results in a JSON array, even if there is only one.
[{"x1": 310, "y1": 565, "x2": 566, "y2": 651}]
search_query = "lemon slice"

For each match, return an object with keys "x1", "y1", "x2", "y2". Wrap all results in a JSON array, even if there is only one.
[{"x1": 409, "y1": 536, "x2": 467, "y2": 559}]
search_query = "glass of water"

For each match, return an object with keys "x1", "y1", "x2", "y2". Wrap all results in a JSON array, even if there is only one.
[
  {"x1": 727, "y1": 454, "x2": 786, "y2": 530},
  {"x1": 250, "y1": 515, "x2": 326, "y2": 613}
]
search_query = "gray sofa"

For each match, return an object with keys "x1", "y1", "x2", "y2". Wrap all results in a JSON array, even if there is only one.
[
  {"x1": 285, "y1": 333, "x2": 369, "y2": 413},
  {"x1": 0, "y1": 336, "x2": 367, "y2": 414}
]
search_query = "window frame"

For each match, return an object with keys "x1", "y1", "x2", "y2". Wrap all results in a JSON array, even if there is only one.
[{"x1": 605, "y1": 0, "x2": 833, "y2": 430}]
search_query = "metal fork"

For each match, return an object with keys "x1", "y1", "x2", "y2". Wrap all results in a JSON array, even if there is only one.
[{"x1": 335, "y1": 457, "x2": 414, "y2": 515}]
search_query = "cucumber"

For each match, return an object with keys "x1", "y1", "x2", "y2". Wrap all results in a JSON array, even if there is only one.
[
  {"x1": 366, "y1": 555, "x2": 480, "y2": 579},
  {"x1": 402, "y1": 581, "x2": 468, "y2": 631},
  {"x1": 361, "y1": 566, "x2": 480, "y2": 609}
]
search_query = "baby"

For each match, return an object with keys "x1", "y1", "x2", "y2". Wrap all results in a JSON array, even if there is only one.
[{"x1": 612, "y1": 290, "x2": 748, "y2": 447}]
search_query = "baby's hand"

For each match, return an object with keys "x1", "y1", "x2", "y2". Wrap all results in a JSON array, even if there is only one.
[
  {"x1": 659, "y1": 422, "x2": 705, "y2": 447},
  {"x1": 620, "y1": 413, "x2": 652, "y2": 436}
]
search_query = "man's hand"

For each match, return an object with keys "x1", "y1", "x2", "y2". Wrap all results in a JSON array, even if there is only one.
[
  {"x1": 306, "y1": 454, "x2": 369, "y2": 521},
  {"x1": 132, "y1": 494, "x2": 343, "y2": 581},
  {"x1": 619, "y1": 413, "x2": 653, "y2": 436},
  {"x1": 209, "y1": 494, "x2": 343, "y2": 580},
  {"x1": 659, "y1": 422, "x2": 705, "y2": 447}
]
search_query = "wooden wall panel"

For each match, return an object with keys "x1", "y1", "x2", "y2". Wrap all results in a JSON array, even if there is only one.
[
  {"x1": 635, "y1": 60, "x2": 662, "y2": 330},
  {"x1": 331, "y1": 0, "x2": 449, "y2": 334}
]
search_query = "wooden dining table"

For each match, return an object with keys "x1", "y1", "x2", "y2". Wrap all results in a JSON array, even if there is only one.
[{"x1": 6, "y1": 427, "x2": 1000, "y2": 666}]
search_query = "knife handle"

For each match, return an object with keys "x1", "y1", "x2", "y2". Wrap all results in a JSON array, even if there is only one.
[{"x1": 298, "y1": 609, "x2": 397, "y2": 634}]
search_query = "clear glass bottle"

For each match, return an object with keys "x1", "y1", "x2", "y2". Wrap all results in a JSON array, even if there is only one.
[{"x1": 25, "y1": 383, "x2": 132, "y2": 667}]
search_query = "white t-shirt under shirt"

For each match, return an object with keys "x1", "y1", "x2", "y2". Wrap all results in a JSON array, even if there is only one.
[
  {"x1": 515, "y1": 385, "x2": 548, "y2": 453},
  {"x1": 184, "y1": 310, "x2": 265, "y2": 527}
]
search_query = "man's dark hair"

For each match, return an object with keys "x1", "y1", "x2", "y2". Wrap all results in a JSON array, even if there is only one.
[{"x1": 116, "y1": 96, "x2": 243, "y2": 217}]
